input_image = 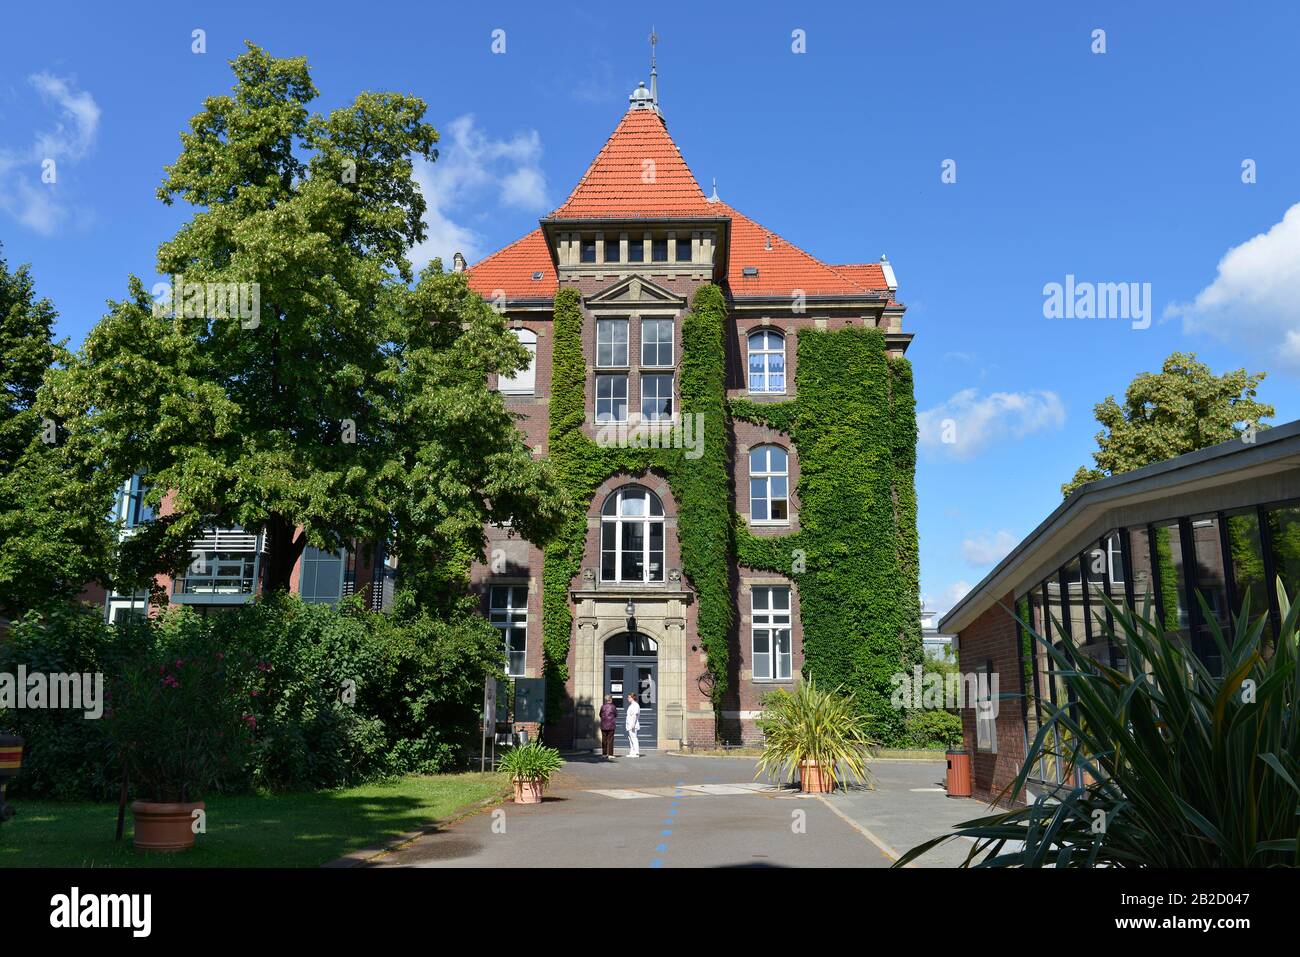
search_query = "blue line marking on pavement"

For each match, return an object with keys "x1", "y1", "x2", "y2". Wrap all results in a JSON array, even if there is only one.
[
  {"x1": 655, "y1": 843, "x2": 667, "y2": 852},
  {"x1": 651, "y1": 859, "x2": 663, "y2": 868},
  {"x1": 661, "y1": 829, "x2": 672, "y2": 837}
]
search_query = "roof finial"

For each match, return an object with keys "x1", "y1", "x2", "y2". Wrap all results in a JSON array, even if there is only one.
[
  {"x1": 649, "y1": 27, "x2": 659, "y2": 110},
  {"x1": 709, "y1": 177, "x2": 720, "y2": 203}
]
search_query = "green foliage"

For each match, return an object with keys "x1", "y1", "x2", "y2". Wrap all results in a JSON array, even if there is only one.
[
  {"x1": 0, "y1": 603, "x2": 138, "y2": 800},
  {"x1": 754, "y1": 678, "x2": 875, "y2": 789},
  {"x1": 902, "y1": 709, "x2": 963, "y2": 750},
  {"x1": 110, "y1": 630, "x2": 254, "y2": 803},
  {"x1": 732, "y1": 328, "x2": 922, "y2": 745},
  {"x1": 43, "y1": 43, "x2": 562, "y2": 605},
  {"x1": 900, "y1": 584, "x2": 1300, "y2": 868},
  {"x1": 0, "y1": 249, "x2": 114, "y2": 616},
  {"x1": 542, "y1": 285, "x2": 733, "y2": 722},
  {"x1": 497, "y1": 740, "x2": 564, "y2": 783},
  {"x1": 1063, "y1": 351, "x2": 1274, "y2": 496},
  {"x1": 2, "y1": 596, "x2": 504, "y2": 798}
]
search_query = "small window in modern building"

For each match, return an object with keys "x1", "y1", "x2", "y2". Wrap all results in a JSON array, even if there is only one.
[
  {"x1": 641, "y1": 318, "x2": 673, "y2": 366},
  {"x1": 489, "y1": 585, "x2": 527, "y2": 677},
  {"x1": 581, "y1": 239, "x2": 597, "y2": 263},
  {"x1": 496, "y1": 328, "x2": 537, "y2": 395},
  {"x1": 301, "y1": 547, "x2": 346, "y2": 605},
  {"x1": 747, "y1": 329, "x2": 786, "y2": 394},
  {"x1": 752, "y1": 586, "x2": 792, "y2": 680},
  {"x1": 651, "y1": 238, "x2": 668, "y2": 262},
  {"x1": 596, "y1": 318, "x2": 629, "y2": 367},
  {"x1": 749, "y1": 445, "x2": 789, "y2": 523},
  {"x1": 595, "y1": 374, "x2": 628, "y2": 422},
  {"x1": 975, "y1": 660, "x2": 997, "y2": 752},
  {"x1": 641, "y1": 374, "x2": 673, "y2": 421}
]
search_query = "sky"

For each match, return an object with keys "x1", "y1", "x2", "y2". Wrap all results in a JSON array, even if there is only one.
[{"x1": 3, "y1": 1, "x2": 1299, "y2": 616}]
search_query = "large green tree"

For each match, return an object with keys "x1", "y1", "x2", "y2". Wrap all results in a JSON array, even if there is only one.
[
  {"x1": 0, "y1": 247, "x2": 114, "y2": 615},
  {"x1": 1062, "y1": 352, "x2": 1274, "y2": 496},
  {"x1": 46, "y1": 43, "x2": 563, "y2": 605}
]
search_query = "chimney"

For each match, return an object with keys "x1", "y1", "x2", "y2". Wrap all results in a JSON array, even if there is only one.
[{"x1": 879, "y1": 254, "x2": 897, "y2": 291}]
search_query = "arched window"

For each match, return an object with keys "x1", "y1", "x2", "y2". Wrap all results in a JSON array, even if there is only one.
[
  {"x1": 497, "y1": 328, "x2": 537, "y2": 395},
  {"x1": 747, "y1": 329, "x2": 786, "y2": 394},
  {"x1": 749, "y1": 445, "x2": 789, "y2": 523},
  {"x1": 600, "y1": 485, "x2": 665, "y2": 583}
]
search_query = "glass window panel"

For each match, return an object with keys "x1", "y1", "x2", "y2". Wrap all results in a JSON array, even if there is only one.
[
  {"x1": 581, "y1": 239, "x2": 596, "y2": 263},
  {"x1": 1153, "y1": 522, "x2": 1190, "y2": 639},
  {"x1": 1227, "y1": 509, "x2": 1270, "y2": 641},
  {"x1": 772, "y1": 587, "x2": 789, "y2": 609},
  {"x1": 675, "y1": 238, "x2": 691, "y2": 262},
  {"x1": 750, "y1": 480, "x2": 768, "y2": 520},
  {"x1": 774, "y1": 629, "x2": 791, "y2": 679},
  {"x1": 651, "y1": 239, "x2": 668, "y2": 262},
  {"x1": 627, "y1": 239, "x2": 644, "y2": 263},
  {"x1": 1267, "y1": 504, "x2": 1300, "y2": 616},
  {"x1": 605, "y1": 240, "x2": 621, "y2": 263}
]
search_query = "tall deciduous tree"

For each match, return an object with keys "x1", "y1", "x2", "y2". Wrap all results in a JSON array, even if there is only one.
[
  {"x1": 0, "y1": 247, "x2": 113, "y2": 615},
  {"x1": 47, "y1": 43, "x2": 563, "y2": 604},
  {"x1": 1062, "y1": 351, "x2": 1274, "y2": 496}
]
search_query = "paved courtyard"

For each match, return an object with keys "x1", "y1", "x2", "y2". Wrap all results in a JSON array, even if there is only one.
[{"x1": 365, "y1": 754, "x2": 993, "y2": 868}]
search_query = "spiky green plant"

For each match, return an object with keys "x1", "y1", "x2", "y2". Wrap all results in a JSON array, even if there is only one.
[
  {"x1": 754, "y1": 678, "x2": 876, "y2": 790},
  {"x1": 898, "y1": 581, "x2": 1300, "y2": 867},
  {"x1": 497, "y1": 741, "x2": 564, "y2": 784}
]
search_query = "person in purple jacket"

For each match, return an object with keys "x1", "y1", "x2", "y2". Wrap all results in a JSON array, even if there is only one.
[{"x1": 599, "y1": 695, "x2": 618, "y2": 759}]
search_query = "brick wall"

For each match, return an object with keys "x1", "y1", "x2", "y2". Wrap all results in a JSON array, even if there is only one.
[{"x1": 957, "y1": 591, "x2": 1028, "y2": 806}]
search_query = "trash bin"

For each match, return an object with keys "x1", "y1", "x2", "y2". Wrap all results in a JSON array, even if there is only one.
[{"x1": 946, "y1": 748, "x2": 971, "y2": 798}]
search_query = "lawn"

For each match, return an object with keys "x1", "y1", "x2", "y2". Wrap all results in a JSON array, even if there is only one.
[{"x1": 0, "y1": 772, "x2": 507, "y2": 868}]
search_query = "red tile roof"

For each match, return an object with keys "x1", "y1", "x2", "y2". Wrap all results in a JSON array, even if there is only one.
[
  {"x1": 464, "y1": 228, "x2": 556, "y2": 299},
  {"x1": 465, "y1": 107, "x2": 897, "y2": 305},
  {"x1": 549, "y1": 109, "x2": 718, "y2": 220},
  {"x1": 721, "y1": 204, "x2": 886, "y2": 298}
]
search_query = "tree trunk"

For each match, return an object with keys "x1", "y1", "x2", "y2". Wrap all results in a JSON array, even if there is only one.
[{"x1": 262, "y1": 514, "x2": 306, "y2": 593}]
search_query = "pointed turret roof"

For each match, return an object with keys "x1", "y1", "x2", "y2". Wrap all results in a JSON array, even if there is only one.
[{"x1": 547, "y1": 108, "x2": 718, "y2": 220}]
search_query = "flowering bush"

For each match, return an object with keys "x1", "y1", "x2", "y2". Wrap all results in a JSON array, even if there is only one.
[{"x1": 109, "y1": 634, "x2": 254, "y2": 803}]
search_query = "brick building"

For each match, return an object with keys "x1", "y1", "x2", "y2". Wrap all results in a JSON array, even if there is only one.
[
  {"x1": 942, "y1": 421, "x2": 1300, "y2": 806},
  {"x1": 463, "y1": 70, "x2": 912, "y2": 750}
]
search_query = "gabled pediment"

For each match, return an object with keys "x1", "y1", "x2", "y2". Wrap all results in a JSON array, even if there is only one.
[{"x1": 585, "y1": 274, "x2": 687, "y2": 309}]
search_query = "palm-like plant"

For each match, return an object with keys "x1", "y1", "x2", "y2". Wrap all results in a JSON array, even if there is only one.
[
  {"x1": 754, "y1": 678, "x2": 875, "y2": 791},
  {"x1": 898, "y1": 581, "x2": 1300, "y2": 867}
]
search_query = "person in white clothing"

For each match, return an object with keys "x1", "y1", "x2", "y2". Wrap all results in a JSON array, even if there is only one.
[{"x1": 624, "y1": 692, "x2": 642, "y2": 757}]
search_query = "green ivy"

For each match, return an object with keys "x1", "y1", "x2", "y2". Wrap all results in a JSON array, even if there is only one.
[
  {"x1": 542, "y1": 286, "x2": 733, "y2": 724},
  {"x1": 731, "y1": 327, "x2": 922, "y2": 744}
]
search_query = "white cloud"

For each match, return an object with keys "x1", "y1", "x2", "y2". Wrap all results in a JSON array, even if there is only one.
[
  {"x1": 961, "y1": 530, "x2": 1017, "y2": 566},
  {"x1": 1167, "y1": 203, "x2": 1300, "y2": 369},
  {"x1": 0, "y1": 72, "x2": 100, "y2": 235},
  {"x1": 934, "y1": 580, "x2": 973, "y2": 615},
  {"x1": 409, "y1": 115, "x2": 550, "y2": 270},
  {"x1": 917, "y1": 388, "x2": 1065, "y2": 461}
]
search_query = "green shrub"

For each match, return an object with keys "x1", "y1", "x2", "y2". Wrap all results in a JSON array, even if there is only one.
[
  {"x1": 2, "y1": 594, "x2": 504, "y2": 798},
  {"x1": 754, "y1": 678, "x2": 875, "y2": 790},
  {"x1": 0, "y1": 602, "x2": 139, "y2": 800},
  {"x1": 903, "y1": 709, "x2": 963, "y2": 750}
]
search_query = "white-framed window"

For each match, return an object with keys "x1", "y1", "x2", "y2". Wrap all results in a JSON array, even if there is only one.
[
  {"x1": 641, "y1": 318, "x2": 674, "y2": 366},
  {"x1": 752, "y1": 586, "x2": 792, "y2": 680},
  {"x1": 747, "y1": 329, "x2": 786, "y2": 394},
  {"x1": 975, "y1": 659, "x2": 997, "y2": 752},
  {"x1": 496, "y1": 328, "x2": 537, "y2": 395},
  {"x1": 749, "y1": 445, "x2": 789, "y2": 524},
  {"x1": 596, "y1": 318, "x2": 629, "y2": 367},
  {"x1": 640, "y1": 374, "x2": 673, "y2": 421},
  {"x1": 595, "y1": 374, "x2": 628, "y2": 422},
  {"x1": 600, "y1": 485, "x2": 665, "y2": 583},
  {"x1": 489, "y1": 585, "x2": 527, "y2": 677}
]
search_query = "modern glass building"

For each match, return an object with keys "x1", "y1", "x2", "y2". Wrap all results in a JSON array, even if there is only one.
[{"x1": 940, "y1": 421, "x2": 1300, "y2": 805}]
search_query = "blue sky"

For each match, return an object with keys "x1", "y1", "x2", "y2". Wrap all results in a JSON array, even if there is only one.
[{"x1": 3, "y1": 1, "x2": 1300, "y2": 614}]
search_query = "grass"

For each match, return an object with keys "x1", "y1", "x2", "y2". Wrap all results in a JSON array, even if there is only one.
[{"x1": 0, "y1": 772, "x2": 508, "y2": 868}]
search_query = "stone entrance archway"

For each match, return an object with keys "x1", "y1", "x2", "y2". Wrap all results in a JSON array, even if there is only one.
[{"x1": 571, "y1": 586, "x2": 691, "y2": 750}]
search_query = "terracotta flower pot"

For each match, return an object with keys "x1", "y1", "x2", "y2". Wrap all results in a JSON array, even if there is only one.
[
  {"x1": 799, "y1": 759, "x2": 833, "y2": 794},
  {"x1": 512, "y1": 777, "x2": 544, "y2": 805},
  {"x1": 131, "y1": 800, "x2": 205, "y2": 852},
  {"x1": 0, "y1": 734, "x2": 23, "y2": 822}
]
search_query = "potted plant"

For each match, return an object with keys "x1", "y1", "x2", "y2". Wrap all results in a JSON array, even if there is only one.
[
  {"x1": 109, "y1": 637, "x2": 253, "y2": 851},
  {"x1": 498, "y1": 740, "x2": 564, "y2": 804},
  {"x1": 755, "y1": 678, "x2": 874, "y2": 793}
]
